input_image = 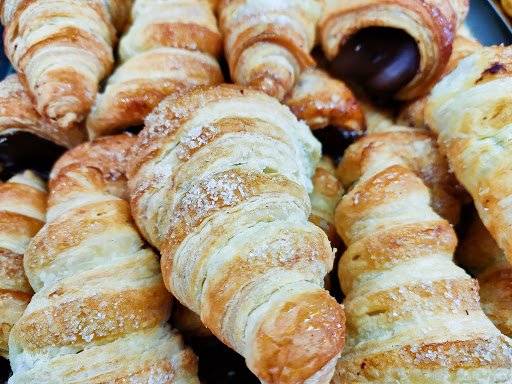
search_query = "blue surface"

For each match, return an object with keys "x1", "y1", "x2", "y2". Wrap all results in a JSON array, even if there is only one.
[{"x1": 467, "y1": 0, "x2": 512, "y2": 45}]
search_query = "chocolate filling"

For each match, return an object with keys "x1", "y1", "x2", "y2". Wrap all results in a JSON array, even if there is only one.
[
  {"x1": 313, "y1": 126, "x2": 359, "y2": 163},
  {"x1": 0, "y1": 132, "x2": 66, "y2": 181},
  {"x1": 329, "y1": 27, "x2": 420, "y2": 99}
]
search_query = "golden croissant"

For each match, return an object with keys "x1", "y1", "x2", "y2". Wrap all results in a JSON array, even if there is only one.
[
  {"x1": 9, "y1": 135, "x2": 199, "y2": 383},
  {"x1": 128, "y1": 84, "x2": 345, "y2": 384}
]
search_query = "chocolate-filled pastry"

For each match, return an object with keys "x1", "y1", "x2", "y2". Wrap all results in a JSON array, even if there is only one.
[
  {"x1": 1, "y1": 0, "x2": 131, "y2": 130},
  {"x1": 457, "y1": 213, "x2": 512, "y2": 338},
  {"x1": 86, "y1": 0, "x2": 224, "y2": 139},
  {"x1": 218, "y1": 0, "x2": 323, "y2": 101},
  {"x1": 333, "y1": 130, "x2": 512, "y2": 383},
  {"x1": 0, "y1": 74, "x2": 85, "y2": 148},
  {"x1": 397, "y1": 35, "x2": 482, "y2": 128},
  {"x1": 9, "y1": 135, "x2": 199, "y2": 383},
  {"x1": 128, "y1": 84, "x2": 345, "y2": 384},
  {"x1": 283, "y1": 69, "x2": 366, "y2": 159},
  {"x1": 319, "y1": 0, "x2": 469, "y2": 100},
  {"x1": 0, "y1": 171, "x2": 46, "y2": 359},
  {"x1": 426, "y1": 45, "x2": 512, "y2": 267}
]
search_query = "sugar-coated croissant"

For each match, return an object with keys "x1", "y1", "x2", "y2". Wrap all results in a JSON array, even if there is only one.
[
  {"x1": 1, "y1": 0, "x2": 131, "y2": 130},
  {"x1": 86, "y1": 0, "x2": 224, "y2": 139},
  {"x1": 218, "y1": 0, "x2": 323, "y2": 101},
  {"x1": 333, "y1": 131, "x2": 512, "y2": 383},
  {"x1": 319, "y1": 0, "x2": 469, "y2": 100},
  {"x1": 283, "y1": 69, "x2": 365, "y2": 134},
  {"x1": 457, "y1": 212, "x2": 512, "y2": 338},
  {"x1": 128, "y1": 84, "x2": 345, "y2": 384},
  {"x1": 0, "y1": 171, "x2": 46, "y2": 359},
  {"x1": 426, "y1": 45, "x2": 512, "y2": 266},
  {"x1": 397, "y1": 35, "x2": 482, "y2": 128},
  {"x1": 9, "y1": 135, "x2": 199, "y2": 383},
  {"x1": 0, "y1": 74, "x2": 85, "y2": 148}
]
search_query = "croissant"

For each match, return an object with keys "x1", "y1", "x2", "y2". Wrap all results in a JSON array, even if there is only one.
[
  {"x1": 397, "y1": 34, "x2": 482, "y2": 128},
  {"x1": 0, "y1": 74, "x2": 85, "y2": 148},
  {"x1": 0, "y1": 171, "x2": 46, "y2": 359},
  {"x1": 333, "y1": 131, "x2": 512, "y2": 383},
  {"x1": 457, "y1": 212, "x2": 512, "y2": 338},
  {"x1": 218, "y1": 0, "x2": 323, "y2": 101},
  {"x1": 1, "y1": 0, "x2": 131, "y2": 130},
  {"x1": 426, "y1": 45, "x2": 512, "y2": 265},
  {"x1": 128, "y1": 84, "x2": 345, "y2": 384},
  {"x1": 319, "y1": 0, "x2": 469, "y2": 100},
  {"x1": 86, "y1": 0, "x2": 224, "y2": 139},
  {"x1": 9, "y1": 135, "x2": 199, "y2": 383}
]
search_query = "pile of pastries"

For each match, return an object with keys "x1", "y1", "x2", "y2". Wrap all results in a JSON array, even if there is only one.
[{"x1": 1, "y1": 0, "x2": 512, "y2": 383}]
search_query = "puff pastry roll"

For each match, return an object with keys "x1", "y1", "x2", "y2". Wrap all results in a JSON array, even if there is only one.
[
  {"x1": 319, "y1": 0, "x2": 469, "y2": 100},
  {"x1": 426, "y1": 45, "x2": 512, "y2": 265},
  {"x1": 0, "y1": 74, "x2": 85, "y2": 148},
  {"x1": 333, "y1": 131, "x2": 512, "y2": 383},
  {"x1": 457, "y1": 213, "x2": 512, "y2": 338},
  {"x1": 128, "y1": 84, "x2": 345, "y2": 384},
  {"x1": 337, "y1": 128, "x2": 462, "y2": 225},
  {"x1": 86, "y1": 0, "x2": 224, "y2": 139},
  {"x1": 9, "y1": 135, "x2": 199, "y2": 383},
  {"x1": 218, "y1": 0, "x2": 323, "y2": 101},
  {"x1": 397, "y1": 35, "x2": 482, "y2": 128},
  {"x1": 1, "y1": 0, "x2": 130, "y2": 130},
  {"x1": 0, "y1": 171, "x2": 46, "y2": 359}
]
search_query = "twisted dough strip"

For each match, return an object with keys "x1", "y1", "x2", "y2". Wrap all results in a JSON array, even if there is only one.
[
  {"x1": 9, "y1": 135, "x2": 199, "y2": 383},
  {"x1": 426, "y1": 45, "x2": 512, "y2": 266},
  {"x1": 0, "y1": 171, "x2": 46, "y2": 359},
  {"x1": 283, "y1": 69, "x2": 365, "y2": 134},
  {"x1": 1, "y1": 0, "x2": 131, "y2": 130},
  {"x1": 319, "y1": 0, "x2": 469, "y2": 100},
  {"x1": 397, "y1": 34, "x2": 482, "y2": 128},
  {"x1": 218, "y1": 0, "x2": 323, "y2": 101},
  {"x1": 0, "y1": 74, "x2": 85, "y2": 148},
  {"x1": 334, "y1": 131, "x2": 512, "y2": 383},
  {"x1": 457, "y1": 213, "x2": 512, "y2": 338},
  {"x1": 128, "y1": 84, "x2": 345, "y2": 384},
  {"x1": 86, "y1": 0, "x2": 224, "y2": 139}
]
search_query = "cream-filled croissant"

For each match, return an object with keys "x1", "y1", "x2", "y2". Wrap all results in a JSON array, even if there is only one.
[
  {"x1": 0, "y1": 74, "x2": 85, "y2": 148},
  {"x1": 128, "y1": 84, "x2": 345, "y2": 384},
  {"x1": 426, "y1": 45, "x2": 512, "y2": 266},
  {"x1": 86, "y1": 0, "x2": 224, "y2": 139},
  {"x1": 333, "y1": 131, "x2": 512, "y2": 383},
  {"x1": 218, "y1": 0, "x2": 323, "y2": 101},
  {"x1": 9, "y1": 135, "x2": 199, "y2": 383},
  {"x1": 1, "y1": 0, "x2": 131, "y2": 130},
  {"x1": 319, "y1": 0, "x2": 469, "y2": 100},
  {"x1": 397, "y1": 34, "x2": 482, "y2": 128},
  {"x1": 0, "y1": 171, "x2": 46, "y2": 359},
  {"x1": 457, "y1": 213, "x2": 512, "y2": 338}
]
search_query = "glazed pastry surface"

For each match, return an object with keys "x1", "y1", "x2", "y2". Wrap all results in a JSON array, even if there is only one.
[{"x1": 128, "y1": 84, "x2": 346, "y2": 384}]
